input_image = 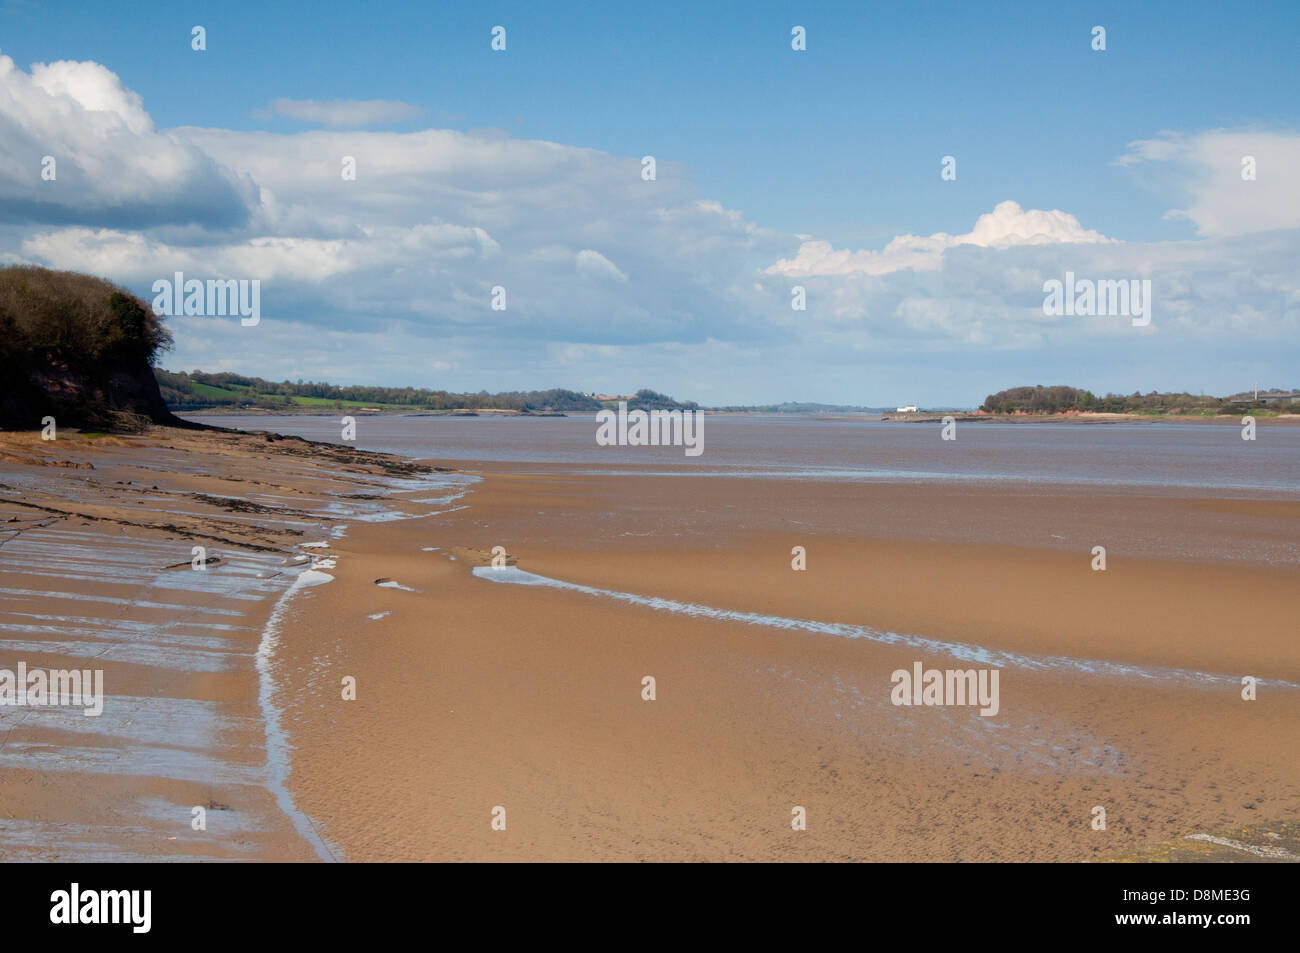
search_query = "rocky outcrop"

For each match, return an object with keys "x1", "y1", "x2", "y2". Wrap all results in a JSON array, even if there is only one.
[{"x1": 1, "y1": 351, "x2": 189, "y2": 431}]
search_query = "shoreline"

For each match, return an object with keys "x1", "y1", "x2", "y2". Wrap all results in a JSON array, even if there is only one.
[
  {"x1": 4, "y1": 425, "x2": 1298, "y2": 861},
  {"x1": 178, "y1": 409, "x2": 1300, "y2": 426},
  {"x1": 0, "y1": 425, "x2": 461, "y2": 861},
  {"x1": 256, "y1": 565, "x2": 342, "y2": 862},
  {"x1": 874, "y1": 412, "x2": 1300, "y2": 425}
]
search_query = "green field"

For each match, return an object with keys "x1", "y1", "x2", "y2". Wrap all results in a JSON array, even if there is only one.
[
  {"x1": 286, "y1": 395, "x2": 423, "y2": 412},
  {"x1": 187, "y1": 381, "x2": 250, "y2": 399}
]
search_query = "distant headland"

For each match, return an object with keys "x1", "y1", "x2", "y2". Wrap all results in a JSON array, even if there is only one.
[{"x1": 976, "y1": 384, "x2": 1299, "y2": 417}]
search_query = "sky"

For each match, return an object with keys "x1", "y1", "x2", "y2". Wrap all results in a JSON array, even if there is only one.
[{"x1": 1, "y1": 0, "x2": 1297, "y2": 406}]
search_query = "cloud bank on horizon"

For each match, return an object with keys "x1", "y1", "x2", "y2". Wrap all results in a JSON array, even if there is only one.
[{"x1": 0, "y1": 50, "x2": 1297, "y2": 405}]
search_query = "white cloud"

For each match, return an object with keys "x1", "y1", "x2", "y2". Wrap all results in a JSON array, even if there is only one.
[
  {"x1": 25, "y1": 56, "x2": 152, "y2": 134},
  {"x1": 1116, "y1": 129, "x2": 1300, "y2": 237},
  {"x1": 0, "y1": 53, "x2": 256, "y2": 225},
  {"x1": 0, "y1": 54, "x2": 786, "y2": 343},
  {"x1": 0, "y1": 54, "x2": 1296, "y2": 404},
  {"x1": 576, "y1": 249, "x2": 628, "y2": 282},
  {"x1": 20, "y1": 223, "x2": 501, "y2": 284},
  {"x1": 255, "y1": 97, "x2": 425, "y2": 128},
  {"x1": 765, "y1": 200, "x2": 1114, "y2": 277}
]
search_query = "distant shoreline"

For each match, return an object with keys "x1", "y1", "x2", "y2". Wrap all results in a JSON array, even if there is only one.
[
  {"x1": 177, "y1": 407, "x2": 564, "y2": 418},
  {"x1": 177, "y1": 407, "x2": 1300, "y2": 426},
  {"x1": 870, "y1": 411, "x2": 1300, "y2": 425}
]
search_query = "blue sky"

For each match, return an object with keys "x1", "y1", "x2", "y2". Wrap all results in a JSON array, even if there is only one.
[{"x1": 2, "y1": 0, "x2": 1298, "y2": 405}]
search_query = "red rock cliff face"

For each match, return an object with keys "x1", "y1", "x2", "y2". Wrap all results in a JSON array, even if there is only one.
[
  {"x1": 0, "y1": 266, "x2": 192, "y2": 432},
  {"x1": 2, "y1": 352, "x2": 187, "y2": 431}
]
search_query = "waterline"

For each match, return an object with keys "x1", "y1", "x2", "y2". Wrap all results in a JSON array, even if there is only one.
[{"x1": 472, "y1": 565, "x2": 1296, "y2": 690}]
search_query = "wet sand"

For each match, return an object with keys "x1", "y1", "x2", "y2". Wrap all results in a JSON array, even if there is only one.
[
  {"x1": 276, "y1": 466, "x2": 1300, "y2": 861},
  {"x1": 0, "y1": 427, "x2": 460, "y2": 861},
  {"x1": 3, "y1": 430, "x2": 1298, "y2": 862}
]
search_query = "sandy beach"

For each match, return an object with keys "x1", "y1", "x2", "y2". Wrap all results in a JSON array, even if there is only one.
[
  {"x1": 3, "y1": 421, "x2": 1298, "y2": 862},
  {"x1": 269, "y1": 463, "x2": 1300, "y2": 861},
  {"x1": 5, "y1": 0, "x2": 1300, "y2": 888},
  {"x1": 0, "y1": 426, "x2": 457, "y2": 861}
]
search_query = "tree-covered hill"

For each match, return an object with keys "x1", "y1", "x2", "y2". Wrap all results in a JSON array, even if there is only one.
[
  {"x1": 0, "y1": 266, "x2": 182, "y2": 430},
  {"x1": 155, "y1": 370, "x2": 611, "y2": 414},
  {"x1": 155, "y1": 373, "x2": 697, "y2": 415},
  {"x1": 980, "y1": 384, "x2": 1298, "y2": 415}
]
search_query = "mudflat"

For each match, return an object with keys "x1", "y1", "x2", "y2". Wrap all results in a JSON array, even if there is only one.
[
  {"x1": 3, "y1": 426, "x2": 1297, "y2": 862},
  {"x1": 0, "y1": 427, "x2": 457, "y2": 861},
  {"x1": 277, "y1": 463, "x2": 1300, "y2": 861}
]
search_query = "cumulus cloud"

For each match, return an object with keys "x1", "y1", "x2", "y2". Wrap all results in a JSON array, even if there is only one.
[
  {"x1": 0, "y1": 53, "x2": 257, "y2": 227},
  {"x1": 765, "y1": 201, "x2": 1114, "y2": 277},
  {"x1": 1116, "y1": 129, "x2": 1300, "y2": 237},
  {"x1": 0, "y1": 54, "x2": 1295, "y2": 404},
  {"x1": 254, "y1": 97, "x2": 425, "y2": 128},
  {"x1": 1, "y1": 56, "x2": 788, "y2": 347}
]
